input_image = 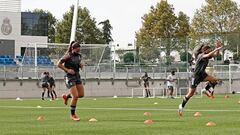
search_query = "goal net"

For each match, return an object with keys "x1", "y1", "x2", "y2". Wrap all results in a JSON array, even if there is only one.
[
  {"x1": 18, "y1": 43, "x2": 112, "y2": 79},
  {"x1": 213, "y1": 64, "x2": 240, "y2": 94}
]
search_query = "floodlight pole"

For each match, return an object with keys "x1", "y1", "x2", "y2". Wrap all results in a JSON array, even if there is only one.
[
  {"x1": 34, "y1": 43, "x2": 38, "y2": 79},
  {"x1": 113, "y1": 44, "x2": 116, "y2": 74},
  {"x1": 70, "y1": 0, "x2": 79, "y2": 43}
]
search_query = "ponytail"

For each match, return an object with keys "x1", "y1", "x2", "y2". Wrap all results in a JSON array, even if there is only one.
[
  {"x1": 66, "y1": 41, "x2": 75, "y2": 54},
  {"x1": 193, "y1": 44, "x2": 204, "y2": 60}
]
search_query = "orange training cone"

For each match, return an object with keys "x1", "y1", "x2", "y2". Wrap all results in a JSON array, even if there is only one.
[
  {"x1": 206, "y1": 121, "x2": 216, "y2": 126},
  {"x1": 224, "y1": 95, "x2": 229, "y2": 99},
  {"x1": 194, "y1": 112, "x2": 202, "y2": 117},
  {"x1": 144, "y1": 119, "x2": 153, "y2": 125},
  {"x1": 143, "y1": 112, "x2": 151, "y2": 117},
  {"x1": 37, "y1": 116, "x2": 45, "y2": 122}
]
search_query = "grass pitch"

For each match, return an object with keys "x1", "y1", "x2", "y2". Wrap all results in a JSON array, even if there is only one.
[{"x1": 0, "y1": 94, "x2": 240, "y2": 135}]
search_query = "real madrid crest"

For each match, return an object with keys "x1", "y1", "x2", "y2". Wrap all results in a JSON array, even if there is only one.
[{"x1": 1, "y1": 17, "x2": 12, "y2": 35}]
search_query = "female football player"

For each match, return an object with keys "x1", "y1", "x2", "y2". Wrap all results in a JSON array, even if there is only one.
[
  {"x1": 57, "y1": 41, "x2": 84, "y2": 121},
  {"x1": 178, "y1": 41, "x2": 222, "y2": 116}
]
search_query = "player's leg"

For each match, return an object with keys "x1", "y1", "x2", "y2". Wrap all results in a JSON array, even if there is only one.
[
  {"x1": 178, "y1": 75, "x2": 201, "y2": 116},
  {"x1": 178, "y1": 87, "x2": 196, "y2": 116},
  {"x1": 69, "y1": 85, "x2": 80, "y2": 121},
  {"x1": 146, "y1": 83, "x2": 151, "y2": 97},
  {"x1": 49, "y1": 86, "x2": 54, "y2": 100},
  {"x1": 52, "y1": 85, "x2": 57, "y2": 99},
  {"x1": 144, "y1": 83, "x2": 148, "y2": 97},
  {"x1": 62, "y1": 76, "x2": 72, "y2": 105},
  {"x1": 47, "y1": 89, "x2": 50, "y2": 98},
  {"x1": 76, "y1": 84, "x2": 84, "y2": 98},
  {"x1": 41, "y1": 83, "x2": 47, "y2": 100},
  {"x1": 170, "y1": 86, "x2": 174, "y2": 99},
  {"x1": 203, "y1": 75, "x2": 219, "y2": 98}
]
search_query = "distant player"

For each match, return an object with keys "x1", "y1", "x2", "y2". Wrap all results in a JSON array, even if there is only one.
[
  {"x1": 178, "y1": 41, "x2": 222, "y2": 116},
  {"x1": 48, "y1": 74, "x2": 57, "y2": 100},
  {"x1": 166, "y1": 70, "x2": 176, "y2": 99},
  {"x1": 57, "y1": 41, "x2": 84, "y2": 121},
  {"x1": 141, "y1": 72, "x2": 152, "y2": 97},
  {"x1": 40, "y1": 71, "x2": 50, "y2": 100}
]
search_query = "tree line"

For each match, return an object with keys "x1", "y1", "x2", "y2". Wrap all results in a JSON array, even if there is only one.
[
  {"x1": 29, "y1": 0, "x2": 240, "y2": 64},
  {"x1": 136, "y1": 0, "x2": 240, "y2": 64},
  {"x1": 31, "y1": 6, "x2": 113, "y2": 45}
]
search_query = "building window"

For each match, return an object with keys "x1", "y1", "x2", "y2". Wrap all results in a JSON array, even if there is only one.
[{"x1": 21, "y1": 12, "x2": 48, "y2": 36}]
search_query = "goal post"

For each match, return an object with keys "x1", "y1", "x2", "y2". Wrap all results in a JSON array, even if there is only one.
[
  {"x1": 19, "y1": 42, "x2": 115, "y2": 79},
  {"x1": 213, "y1": 64, "x2": 240, "y2": 94}
]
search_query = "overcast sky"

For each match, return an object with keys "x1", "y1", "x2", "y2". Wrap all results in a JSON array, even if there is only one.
[{"x1": 21, "y1": 0, "x2": 240, "y2": 48}]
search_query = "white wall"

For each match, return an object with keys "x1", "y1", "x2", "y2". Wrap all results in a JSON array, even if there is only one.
[{"x1": 0, "y1": 2, "x2": 48, "y2": 57}]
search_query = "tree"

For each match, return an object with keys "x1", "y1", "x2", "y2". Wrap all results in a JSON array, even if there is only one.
[
  {"x1": 176, "y1": 12, "x2": 190, "y2": 38},
  {"x1": 191, "y1": 0, "x2": 240, "y2": 53},
  {"x1": 180, "y1": 51, "x2": 192, "y2": 62},
  {"x1": 98, "y1": 20, "x2": 113, "y2": 60},
  {"x1": 32, "y1": 9, "x2": 57, "y2": 43},
  {"x1": 136, "y1": 1, "x2": 190, "y2": 63},
  {"x1": 55, "y1": 6, "x2": 110, "y2": 44},
  {"x1": 98, "y1": 19, "x2": 113, "y2": 44},
  {"x1": 123, "y1": 52, "x2": 135, "y2": 64}
]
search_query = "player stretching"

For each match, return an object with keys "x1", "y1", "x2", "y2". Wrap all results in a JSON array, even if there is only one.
[
  {"x1": 57, "y1": 41, "x2": 84, "y2": 121},
  {"x1": 178, "y1": 41, "x2": 222, "y2": 116}
]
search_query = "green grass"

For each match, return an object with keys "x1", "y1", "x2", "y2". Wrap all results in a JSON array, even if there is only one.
[{"x1": 1, "y1": 95, "x2": 240, "y2": 135}]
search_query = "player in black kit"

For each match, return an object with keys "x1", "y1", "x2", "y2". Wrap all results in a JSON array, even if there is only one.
[
  {"x1": 57, "y1": 41, "x2": 84, "y2": 121},
  {"x1": 141, "y1": 72, "x2": 152, "y2": 97},
  {"x1": 48, "y1": 74, "x2": 57, "y2": 100},
  {"x1": 178, "y1": 41, "x2": 222, "y2": 116},
  {"x1": 40, "y1": 71, "x2": 50, "y2": 100}
]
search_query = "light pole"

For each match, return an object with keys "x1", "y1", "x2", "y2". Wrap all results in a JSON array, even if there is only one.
[{"x1": 70, "y1": 0, "x2": 79, "y2": 43}]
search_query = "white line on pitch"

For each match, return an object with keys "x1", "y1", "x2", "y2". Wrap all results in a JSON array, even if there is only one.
[{"x1": 0, "y1": 106, "x2": 240, "y2": 112}]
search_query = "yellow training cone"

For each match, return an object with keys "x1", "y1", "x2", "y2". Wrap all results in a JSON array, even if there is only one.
[
  {"x1": 206, "y1": 121, "x2": 216, "y2": 126},
  {"x1": 89, "y1": 118, "x2": 98, "y2": 122}
]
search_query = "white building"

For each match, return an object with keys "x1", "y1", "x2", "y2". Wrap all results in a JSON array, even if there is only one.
[{"x1": 0, "y1": 0, "x2": 47, "y2": 58}]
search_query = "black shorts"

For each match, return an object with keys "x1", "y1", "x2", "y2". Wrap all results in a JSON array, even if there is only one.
[
  {"x1": 168, "y1": 86, "x2": 174, "y2": 91},
  {"x1": 144, "y1": 82, "x2": 149, "y2": 87},
  {"x1": 64, "y1": 73, "x2": 82, "y2": 89},
  {"x1": 50, "y1": 83, "x2": 55, "y2": 88},
  {"x1": 42, "y1": 82, "x2": 49, "y2": 88},
  {"x1": 191, "y1": 72, "x2": 208, "y2": 88}
]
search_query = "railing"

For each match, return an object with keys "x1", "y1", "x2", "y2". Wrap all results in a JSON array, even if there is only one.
[{"x1": 0, "y1": 64, "x2": 239, "y2": 81}]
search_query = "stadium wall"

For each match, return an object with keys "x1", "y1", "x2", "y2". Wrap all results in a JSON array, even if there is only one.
[{"x1": 0, "y1": 79, "x2": 230, "y2": 98}]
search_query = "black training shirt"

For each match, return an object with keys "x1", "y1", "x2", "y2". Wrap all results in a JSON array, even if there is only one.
[
  {"x1": 60, "y1": 52, "x2": 82, "y2": 73},
  {"x1": 193, "y1": 53, "x2": 209, "y2": 75}
]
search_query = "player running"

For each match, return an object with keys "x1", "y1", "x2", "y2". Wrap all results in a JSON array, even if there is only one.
[
  {"x1": 178, "y1": 41, "x2": 222, "y2": 116},
  {"x1": 57, "y1": 41, "x2": 84, "y2": 121}
]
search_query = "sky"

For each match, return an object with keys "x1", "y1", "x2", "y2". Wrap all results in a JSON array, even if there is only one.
[{"x1": 21, "y1": 0, "x2": 240, "y2": 49}]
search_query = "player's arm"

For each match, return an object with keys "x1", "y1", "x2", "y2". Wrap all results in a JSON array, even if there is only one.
[
  {"x1": 57, "y1": 54, "x2": 75, "y2": 74},
  {"x1": 202, "y1": 46, "x2": 222, "y2": 58}
]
